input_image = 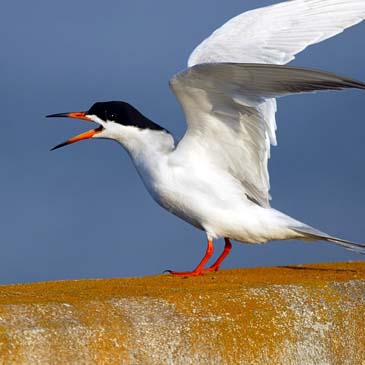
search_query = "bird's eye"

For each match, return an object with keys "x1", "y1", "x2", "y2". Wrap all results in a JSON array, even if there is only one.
[{"x1": 106, "y1": 111, "x2": 116, "y2": 121}]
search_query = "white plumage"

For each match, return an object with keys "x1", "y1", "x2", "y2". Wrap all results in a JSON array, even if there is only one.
[
  {"x1": 49, "y1": 0, "x2": 365, "y2": 275},
  {"x1": 187, "y1": 0, "x2": 365, "y2": 210},
  {"x1": 188, "y1": 0, "x2": 365, "y2": 66}
]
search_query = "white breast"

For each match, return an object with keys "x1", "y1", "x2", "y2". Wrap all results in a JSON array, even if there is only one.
[{"x1": 135, "y1": 145, "x2": 255, "y2": 234}]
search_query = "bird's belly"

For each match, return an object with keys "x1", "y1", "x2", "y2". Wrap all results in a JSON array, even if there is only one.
[
  {"x1": 150, "y1": 186, "x2": 209, "y2": 231},
  {"x1": 137, "y1": 161, "x2": 294, "y2": 243},
  {"x1": 146, "y1": 172, "x2": 247, "y2": 235},
  {"x1": 151, "y1": 185, "x2": 295, "y2": 244}
]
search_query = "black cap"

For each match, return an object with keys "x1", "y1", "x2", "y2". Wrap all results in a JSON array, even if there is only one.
[{"x1": 87, "y1": 101, "x2": 166, "y2": 131}]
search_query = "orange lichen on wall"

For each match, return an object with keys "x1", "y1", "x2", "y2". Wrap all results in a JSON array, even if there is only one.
[{"x1": 0, "y1": 261, "x2": 364, "y2": 364}]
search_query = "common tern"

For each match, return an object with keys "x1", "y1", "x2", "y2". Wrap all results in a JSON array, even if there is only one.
[{"x1": 48, "y1": 0, "x2": 365, "y2": 276}]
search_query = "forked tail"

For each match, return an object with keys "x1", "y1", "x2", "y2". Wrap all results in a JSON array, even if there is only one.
[{"x1": 292, "y1": 225, "x2": 365, "y2": 254}]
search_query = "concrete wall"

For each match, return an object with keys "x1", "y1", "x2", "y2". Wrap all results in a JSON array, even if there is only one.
[{"x1": 0, "y1": 262, "x2": 364, "y2": 364}]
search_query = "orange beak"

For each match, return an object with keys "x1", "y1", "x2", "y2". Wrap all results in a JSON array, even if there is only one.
[{"x1": 46, "y1": 111, "x2": 103, "y2": 151}]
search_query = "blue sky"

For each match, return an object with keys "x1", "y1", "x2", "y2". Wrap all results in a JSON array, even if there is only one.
[{"x1": 1, "y1": 0, "x2": 365, "y2": 284}]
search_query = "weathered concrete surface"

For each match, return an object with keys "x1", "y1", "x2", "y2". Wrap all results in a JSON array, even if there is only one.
[{"x1": 0, "y1": 262, "x2": 364, "y2": 365}]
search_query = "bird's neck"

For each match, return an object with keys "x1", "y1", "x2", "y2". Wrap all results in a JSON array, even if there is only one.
[{"x1": 113, "y1": 126, "x2": 175, "y2": 180}]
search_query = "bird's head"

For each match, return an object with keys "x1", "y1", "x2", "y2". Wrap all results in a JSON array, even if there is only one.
[{"x1": 47, "y1": 101, "x2": 167, "y2": 151}]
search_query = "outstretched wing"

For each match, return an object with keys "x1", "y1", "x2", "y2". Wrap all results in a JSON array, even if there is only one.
[
  {"x1": 188, "y1": 0, "x2": 365, "y2": 66},
  {"x1": 170, "y1": 64, "x2": 365, "y2": 207},
  {"x1": 172, "y1": 0, "x2": 365, "y2": 206}
]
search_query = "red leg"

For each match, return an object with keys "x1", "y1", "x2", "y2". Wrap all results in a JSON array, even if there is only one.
[
  {"x1": 204, "y1": 238, "x2": 232, "y2": 272},
  {"x1": 168, "y1": 239, "x2": 214, "y2": 277}
]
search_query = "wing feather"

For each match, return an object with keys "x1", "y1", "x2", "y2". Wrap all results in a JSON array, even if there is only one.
[
  {"x1": 173, "y1": 0, "x2": 365, "y2": 205},
  {"x1": 171, "y1": 64, "x2": 365, "y2": 207},
  {"x1": 188, "y1": 0, "x2": 365, "y2": 66}
]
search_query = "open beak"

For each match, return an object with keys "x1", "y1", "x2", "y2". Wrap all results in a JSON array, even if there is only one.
[{"x1": 46, "y1": 111, "x2": 103, "y2": 151}]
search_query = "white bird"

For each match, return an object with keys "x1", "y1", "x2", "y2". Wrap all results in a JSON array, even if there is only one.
[{"x1": 47, "y1": 0, "x2": 365, "y2": 276}]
